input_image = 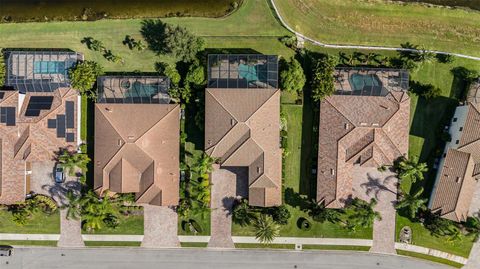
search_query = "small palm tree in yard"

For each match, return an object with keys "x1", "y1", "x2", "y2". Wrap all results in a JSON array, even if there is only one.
[
  {"x1": 346, "y1": 198, "x2": 381, "y2": 230},
  {"x1": 395, "y1": 187, "x2": 428, "y2": 219},
  {"x1": 396, "y1": 156, "x2": 428, "y2": 184},
  {"x1": 63, "y1": 190, "x2": 82, "y2": 220},
  {"x1": 233, "y1": 199, "x2": 257, "y2": 227},
  {"x1": 191, "y1": 153, "x2": 216, "y2": 177},
  {"x1": 58, "y1": 149, "x2": 91, "y2": 176},
  {"x1": 253, "y1": 214, "x2": 280, "y2": 244}
]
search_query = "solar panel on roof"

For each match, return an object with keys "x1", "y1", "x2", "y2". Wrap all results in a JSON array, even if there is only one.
[
  {"x1": 57, "y1": 114, "x2": 66, "y2": 138},
  {"x1": 6, "y1": 107, "x2": 16, "y2": 126},
  {"x1": 48, "y1": 119, "x2": 56, "y2": 129},
  {"x1": 25, "y1": 96, "x2": 54, "y2": 117},
  {"x1": 65, "y1": 101, "x2": 74, "y2": 128},
  {"x1": 66, "y1": 133, "x2": 75, "y2": 143},
  {"x1": 0, "y1": 107, "x2": 6, "y2": 123}
]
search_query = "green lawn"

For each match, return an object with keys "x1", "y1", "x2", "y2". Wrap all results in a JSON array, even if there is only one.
[
  {"x1": 0, "y1": 240, "x2": 57, "y2": 246},
  {"x1": 0, "y1": 0, "x2": 288, "y2": 71},
  {"x1": 396, "y1": 214, "x2": 475, "y2": 257},
  {"x1": 0, "y1": 210, "x2": 60, "y2": 234},
  {"x1": 235, "y1": 243, "x2": 296, "y2": 249},
  {"x1": 302, "y1": 245, "x2": 370, "y2": 251},
  {"x1": 180, "y1": 242, "x2": 208, "y2": 248},
  {"x1": 274, "y1": 0, "x2": 480, "y2": 57},
  {"x1": 84, "y1": 241, "x2": 141, "y2": 247},
  {"x1": 397, "y1": 250, "x2": 464, "y2": 268},
  {"x1": 83, "y1": 212, "x2": 144, "y2": 235}
]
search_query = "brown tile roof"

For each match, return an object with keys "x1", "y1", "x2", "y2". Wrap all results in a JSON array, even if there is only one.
[
  {"x1": 467, "y1": 80, "x2": 480, "y2": 109},
  {"x1": 205, "y1": 88, "x2": 282, "y2": 207},
  {"x1": 94, "y1": 103, "x2": 180, "y2": 206},
  {"x1": 317, "y1": 77, "x2": 410, "y2": 208},
  {"x1": 0, "y1": 88, "x2": 79, "y2": 204},
  {"x1": 430, "y1": 149, "x2": 476, "y2": 222},
  {"x1": 430, "y1": 104, "x2": 480, "y2": 221}
]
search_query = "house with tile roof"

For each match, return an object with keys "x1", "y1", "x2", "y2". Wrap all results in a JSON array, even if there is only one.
[
  {"x1": 317, "y1": 68, "x2": 410, "y2": 208},
  {"x1": 93, "y1": 76, "x2": 180, "y2": 206},
  {"x1": 205, "y1": 54, "x2": 281, "y2": 207},
  {"x1": 429, "y1": 79, "x2": 480, "y2": 222},
  {"x1": 0, "y1": 50, "x2": 81, "y2": 204}
]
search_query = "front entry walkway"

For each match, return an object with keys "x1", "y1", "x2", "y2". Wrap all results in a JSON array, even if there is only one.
[
  {"x1": 208, "y1": 166, "x2": 236, "y2": 248},
  {"x1": 58, "y1": 209, "x2": 84, "y2": 247},
  {"x1": 141, "y1": 205, "x2": 180, "y2": 248},
  {"x1": 353, "y1": 167, "x2": 398, "y2": 254}
]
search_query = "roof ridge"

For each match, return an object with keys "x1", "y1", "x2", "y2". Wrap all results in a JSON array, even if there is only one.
[
  {"x1": 244, "y1": 89, "x2": 279, "y2": 123},
  {"x1": 207, "y1": 89, "x2": 240, "y2": 122},
  {"x1": 375, "y1": 128, "x2": 403, "y2": 158}
]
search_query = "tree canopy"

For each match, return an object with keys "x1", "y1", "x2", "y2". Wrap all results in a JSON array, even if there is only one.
[
  {"x1": 280, "y1": 57, "x2": 306, "y2": 94},
  {"x1": 69, "y1": 61, "x2": 104, "y2": 98},
  {"x1": 141, "y1": 19, "x2": 204, "y2": 62},
  {"x1": 311, "y1": 56, "x2": 337, "y2": 102}
]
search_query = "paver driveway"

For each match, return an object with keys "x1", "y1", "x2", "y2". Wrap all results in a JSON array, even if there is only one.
[
  {"x1": 352, "y1": 167, "x2": 398, "y2": 254},
  {"x1": 208, "y1": 165, "x2": 247, "y2": 248},
  {"x1": 141, "y1": 205, "x2": 180, "y2": 248}
]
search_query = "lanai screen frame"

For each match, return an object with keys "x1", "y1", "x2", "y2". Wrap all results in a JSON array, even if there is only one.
[
  {"x1": 96, "y1": 76, "x2": 171, "y2": 104},
  {"x1": 207, "y1": 54, "x2": 279, "y2": 89},
  {"x1": 334, "y1": 67, "x2": 409, "y2": 96},
  {"x1": 5, "y1": 50, "x2": 78, "y2": 93}
]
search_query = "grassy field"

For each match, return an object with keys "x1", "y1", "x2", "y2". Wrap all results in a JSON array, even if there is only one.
[
  {"x1": 0, "y1": 210, "x2": 60, "y2": 234},
  {"x1": 274, "y1": 0, "x2": 480, "y2": 57},
  {"x1": 397, "y1": 250, "x2": 464, "y2": 268},
  {"x1": 0, "y1": 0, "x2": 288, "y2": 71}
]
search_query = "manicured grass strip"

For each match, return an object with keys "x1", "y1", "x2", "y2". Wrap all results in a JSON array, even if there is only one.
[
  {"x1": 302, "y1": 245, "x2": 370, "y2": 251},
  {"x1": 235, "y1": 243, "x2": 296, "y2": 249},
  {"x1": 181, "y1": 242, "x2": 208, "y2": 248},
  {"x1": 80, "y1": 95, "x2": 88, "y2": 142},
  {"x1": 275, "y1": 0, "x2": 480, "y2": 57},
  {"x1": 0, "y1": 240, "x2": 57, "y2": 246},
  {"x1": 84, "y1": 241, "x2": 141, "y2": 247},
  {"x1": 0, "y1": 210, "x2": 60, "y2": 234},
  {"x1": 397, "y1": 250, "x2": 464, "y2": 268},
  {"x1": 83, "y1": 214, "x2": 144, "y2": 235}
]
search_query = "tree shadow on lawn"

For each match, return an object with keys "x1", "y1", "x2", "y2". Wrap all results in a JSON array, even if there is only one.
[{"x1": 409, "y1": 95, "x2": 458, "y2": 195}]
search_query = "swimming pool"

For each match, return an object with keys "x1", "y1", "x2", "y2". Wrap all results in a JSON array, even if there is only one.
[
  {"x1": 238, "y1": 63, "x2": 267, "y2": 82},
  {"x1": 33, "y1": 61, "x2": 66, "y2": 74},
  {"x1": 349, "y1": 74, "x2": 383, "y2": 95}
]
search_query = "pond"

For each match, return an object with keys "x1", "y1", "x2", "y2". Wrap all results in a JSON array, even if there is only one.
[
  {"x1": 397, "y1": 0, "x2": 480, "y2": 11},
  {"x1": 0, "y1": 0, "x2": 239, "y2": 23}
]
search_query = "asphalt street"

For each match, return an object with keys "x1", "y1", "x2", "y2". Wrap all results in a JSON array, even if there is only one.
[{"x1": 0, "y1": 247, "x2": 449, "y2": 269}]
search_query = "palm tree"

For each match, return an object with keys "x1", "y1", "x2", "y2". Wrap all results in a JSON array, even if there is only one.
[
  {"x1": 63, "y1": 190, "x2": 82, "y2": 220},
  {"x1": 253, "y1": 214, "x2": 280, "y2": 244},
  {"x1": 347, "y1": 198, "x2": 381, "y2": 229},
  {"x1": 395, "y1": 187, "x2": 428, "y2": 219},
  {"x1": 58, "y1": 149, "x2": 91, "y2": 176},
  {"x1": 466, "y1": 216, "x2": 480, "y2": 241},
  {"x1": 233, "y1": 199, "x2": 257, "y2": 227},
  {"x1": 396, "y1": 156, "x2": 428, "y2": 184},
  {"x1": 191, "y1": 153, "x2": 216, "y2": 177},
  {"x1": 80, "y1": 190, "x2": 118, "y2": 232},
  {"x1": 308, "y1": 200, "x2": 342, "y2": 224}
]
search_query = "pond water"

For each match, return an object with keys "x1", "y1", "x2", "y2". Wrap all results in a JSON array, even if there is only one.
[
  {"x1": 0, "y1": 0, "x2": 238, "y2": 23},
  {"x1": 398, "y1": 0, "x2": 480, "y2": 11}
]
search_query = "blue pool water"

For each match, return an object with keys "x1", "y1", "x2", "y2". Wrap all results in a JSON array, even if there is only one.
[{"x1": 34, "y1": 61, "x2": 66, "y2": 74}]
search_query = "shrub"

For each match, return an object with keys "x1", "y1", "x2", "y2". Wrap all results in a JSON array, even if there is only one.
[
  {"x1": 311, "y1": 56, "x2": 337, "y2": 102},
  {"x1": 297, "y1": 217, "x2": 311, "y2": 231},
  {"x1": 280, "y1": 57, "x2": 306, "y2": 95},
  {"x1": 185, "y1": 62, "x2": 206, "y2": 88},
  {"x1": 69, "y1": 61, "x2": 104, "y2": 98},
  {"x1": 436, "y1": 54, "x2": 455, "y2": 64},
  {"x1": 233, "y1": 199, "x2": 257, "y2": 227},
  {"x1": 155, "y1": 62, "x2": 181, "y2": 86},
  {"x1": 34, "y1": 194, "x2": 58, "y2": 213},
  {"x1": 279, "y1": 35, "x2": 297, "y2": 49},
  {"x1": 268, "y1": 205, "x2": 291, "y2": 225}
]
